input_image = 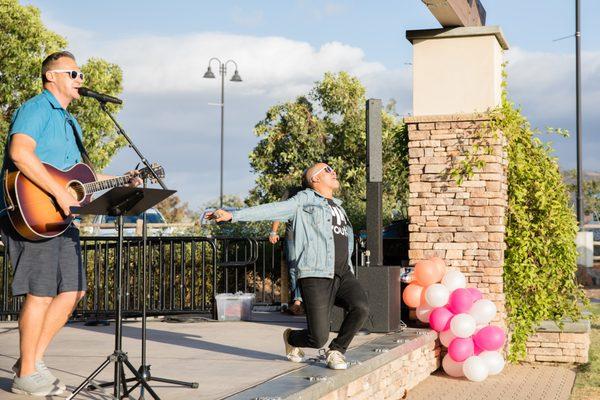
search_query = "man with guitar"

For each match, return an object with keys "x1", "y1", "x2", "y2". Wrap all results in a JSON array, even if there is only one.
[{"x1": 0, "y1": 51, "x2": 142, "y2": 396}]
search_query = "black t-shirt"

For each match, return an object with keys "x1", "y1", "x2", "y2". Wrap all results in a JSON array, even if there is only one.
[{"x1": 327, "y1": 198, "x2": 350, "y2": 275}]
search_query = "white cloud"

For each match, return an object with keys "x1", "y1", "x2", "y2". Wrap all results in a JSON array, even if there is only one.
[
  {"x1": 43, "y1": 21, "x2": 600, "y2": 207},
  {"x1": 83, "y1": 33, "x2": 387, "y2": 100},
  {"x1": 505, "y1": 46, "x2": 600, "y2": 120}
]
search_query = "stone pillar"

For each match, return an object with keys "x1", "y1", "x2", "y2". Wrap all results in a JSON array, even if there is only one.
[
  {"x1": 404, "y1": 114, "x2": 508, "y2": 326},
  {"x1": 405, "y1": 27, "x2": 510, "y2": 327}
]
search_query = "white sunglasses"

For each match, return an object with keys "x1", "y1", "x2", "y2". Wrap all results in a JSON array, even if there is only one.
[
  {"x1": 310, "y1": 165, "x2": 335, "y2": 181},
  {"x1": 47, "y1": 69, "x2": 85, "y2": 80}
]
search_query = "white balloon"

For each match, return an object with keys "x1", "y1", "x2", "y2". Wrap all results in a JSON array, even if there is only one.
[
  {"x1": 439, "y1": 329, "x2": 456, "y2": 348},
  {"x1": 450, "y1": 313, "x2": 477, "y2": 338},
  {"x1": 469, "y1": 299, "x2": 497, "y2": 325},
  {"x1": 463, "y1": 356, "x2": 489, "y2": 382},
  {"x1": 416, "y1": 304, "x2": 433, "y2": 323},
  {"x1": 442, "y1": 354, "x2": 464, "y2": 378},
  {"x1": 425, "y1": 284, "x2": 450, "y2": 308},
  {"x1": 442, "y1": 270, "x2": 467, "y2": 292},
  {"x1": 479, "y1": 351, "x2": 505, "y2": 375}
]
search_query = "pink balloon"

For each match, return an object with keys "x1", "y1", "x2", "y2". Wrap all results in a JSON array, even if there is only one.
[
  {"x1": 474, "y1": 343, "x2": 484, "y2": 355},
  {"x1": 428, "y1": 307, "x2": 454, "y2": 332},
  {"x1": 448, "y1": 337, "x2": 474, "y2": 362},
  {"x1": 473, "y1": 326, "x2": 506, "y2": 351},
  {"x1": 467, "y1": 287, "x2": 483, "y2": 302},
  {"x1": 448, "y1": 288, "x2": 474, "y2": 314}
]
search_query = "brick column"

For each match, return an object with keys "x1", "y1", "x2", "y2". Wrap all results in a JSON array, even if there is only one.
[{"x1": 404, "y1": 113, "x2": 508, "y2": 327}]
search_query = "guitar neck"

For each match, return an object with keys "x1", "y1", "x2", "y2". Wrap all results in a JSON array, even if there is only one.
[{"x1": 84, "y1": 175, "x2": 130, "y2": 194}]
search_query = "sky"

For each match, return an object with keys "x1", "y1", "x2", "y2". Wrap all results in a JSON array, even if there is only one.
[{"x1": 21, "y1": 0, "x2": 600, "y2": 211}]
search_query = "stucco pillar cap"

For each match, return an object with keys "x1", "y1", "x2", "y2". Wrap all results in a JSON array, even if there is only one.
[{"x1": 406, "y1": 26, "x2": 509, "y2": 50}]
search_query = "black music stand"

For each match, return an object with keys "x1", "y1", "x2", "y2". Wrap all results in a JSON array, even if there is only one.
[{"x1": 67, "y1": 187, "x2": 175, "y2": 400}]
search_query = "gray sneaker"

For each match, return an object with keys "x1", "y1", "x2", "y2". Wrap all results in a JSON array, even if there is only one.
[
  {"x1": 283, "y1": 328, "x2": 305, "y2": 363},
  {"x1": 12, "y1": 372, "x2": 64, "y2": 396},
  {"x1": 325, "y1": 349, "x2": 348, "y2": 370},
  {"x1": 12, "y1": 359, "x2": 66, "y2": 391}
]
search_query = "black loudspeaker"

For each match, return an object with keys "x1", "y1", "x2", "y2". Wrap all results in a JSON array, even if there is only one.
[{"x1": 330, "y1": 266, "x2": 403, "y2": 333}]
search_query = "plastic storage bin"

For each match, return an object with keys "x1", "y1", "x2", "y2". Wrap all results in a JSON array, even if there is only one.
[{"x1": 215, "y1": 292, "x2": 255, "y2": 321}]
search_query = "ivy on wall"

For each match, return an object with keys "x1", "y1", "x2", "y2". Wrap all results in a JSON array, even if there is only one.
[{"x1": 451, "y1": 87, "x2": 588, "y2": 361}]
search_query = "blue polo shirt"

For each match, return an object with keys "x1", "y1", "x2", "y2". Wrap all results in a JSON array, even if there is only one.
[{"x1": 1, "y1": 90, "x2": 83, "y2": 215}]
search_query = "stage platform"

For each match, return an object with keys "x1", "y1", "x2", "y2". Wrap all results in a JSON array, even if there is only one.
[{"x1": 0, "y1": 311, "x2": 436, "y2": 399}]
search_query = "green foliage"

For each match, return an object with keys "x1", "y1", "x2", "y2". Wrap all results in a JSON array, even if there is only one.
[
  {"x1": 499, "y1": 96, "x2": 587, "y2": 361},
  {"x1": 451, "y1": 89, "x2": 587, "y2": 361},
  {"x1": 563, "y1": 170, "x2": 600, "y2": 217},
  {"x1": 248, "y1": 72, "x2": 409, "y2": 230},
  {"x1": 0, "y1": 0, "x2": 125, "y2": 170}
]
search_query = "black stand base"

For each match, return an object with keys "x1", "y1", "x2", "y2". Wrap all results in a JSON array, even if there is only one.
[
  {"x1": 91, "y1": 364, "x2": 199, "y2": 397},
  {"x1": 67, "y1": 351, "x2": 160, "y2": 400}
]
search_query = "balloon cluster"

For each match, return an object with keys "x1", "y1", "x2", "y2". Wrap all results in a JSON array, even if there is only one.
[{"x1": 402, "y1": 257, "x2": 506, "y2": 382}]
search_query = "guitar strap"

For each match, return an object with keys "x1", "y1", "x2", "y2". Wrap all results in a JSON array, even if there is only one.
[{"x1": 66, "y1": 117, "x2": 95, "y2": 171}]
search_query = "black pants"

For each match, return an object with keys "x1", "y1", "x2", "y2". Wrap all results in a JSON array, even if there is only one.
[{"x1": 288, "y1": 270, "x2": 369, "y2": 354}]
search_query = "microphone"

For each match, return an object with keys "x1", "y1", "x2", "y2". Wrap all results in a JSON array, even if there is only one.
[{"x1": 78, "y1": 87, "x2": 123, "y2": 104}]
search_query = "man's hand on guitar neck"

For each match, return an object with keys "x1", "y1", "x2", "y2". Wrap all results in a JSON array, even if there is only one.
[
  {"x1": 126, "y1": 169, "x2": 143, "y2": 187},
  {"x1": 95, "y1": 170, "x2": 143, "y2": 187}
]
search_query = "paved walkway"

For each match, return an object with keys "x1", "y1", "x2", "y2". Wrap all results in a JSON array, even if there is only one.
[{"x1": 406, "y1": 364, "x2": 576, "y2": 400}]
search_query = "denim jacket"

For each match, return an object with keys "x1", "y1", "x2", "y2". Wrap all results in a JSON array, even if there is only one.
[{"x1": 231, "y1": 189, "x2": 354, "y2": 279}]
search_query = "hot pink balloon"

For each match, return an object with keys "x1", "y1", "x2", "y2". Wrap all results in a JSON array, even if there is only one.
[
  {"x1": 428, "y1": 307, "x2": 454, "y2": 332},
  {"x1": 467, "y1": 287, "x2": 483, "y2": 302},
  {"x1": 448, "y1": 337, "x2": 474, "y2": 362},
  {"x1": 473, "y1": 326, "x2": 506, "y2": 351},
  {"x1": 474, "y1": 343, "x2": 484, "y2": 355},
  {"x1": 448, "y1": 288, "x2": 474, "y2": 314}
]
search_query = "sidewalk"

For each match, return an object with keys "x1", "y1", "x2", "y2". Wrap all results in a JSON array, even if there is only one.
[{"x1": 406, "y1": 364, "x2": 576, "y2": 400}]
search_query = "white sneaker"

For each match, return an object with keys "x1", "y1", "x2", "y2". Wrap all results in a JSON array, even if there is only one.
[
  {"x1": 12, "y1": 359, "x2": 66, "y2": 391},
  {"x1": 12, "y1": 372, "x2": 64, "y2": 397},
  {"x1": 283, "y1": 328, "x2": 305, "y2": 363},
  {"x1": 326, "y1": 349, "x2": 348, "y2": 370}
]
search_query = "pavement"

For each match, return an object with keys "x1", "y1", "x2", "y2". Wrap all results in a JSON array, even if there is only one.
[
  {"x1": 0, "y1": 312, "x2": 381, "y2": 400},
  {"x1": 406, "y1": 364, "x2": 577, "y2": 400}
]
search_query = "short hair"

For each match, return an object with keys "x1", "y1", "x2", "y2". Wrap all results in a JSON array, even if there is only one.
[
  {"x1": 41, "y1": 51, "x2": 76, "y2": 83},
  {"x1": 301, "y1": 167, "x2": 312, "y2": 188}
]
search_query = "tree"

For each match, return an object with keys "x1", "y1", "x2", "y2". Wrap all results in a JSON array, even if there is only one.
[
  {"x1": 563, "y1": 170, "x2": 600, "y2": 218},
  {"x1": 248, "y1": 72, "x2": 409, "y2": 230},
  {"x1": 0, "y1": 0, "x2": 125, "y2": 170},
  {"x1": 156, "y1": 195, "x2": 194, "y2": 223}
]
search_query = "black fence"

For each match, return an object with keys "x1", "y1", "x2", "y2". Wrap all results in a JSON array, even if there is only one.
[{"x1": 0, "y1": 235, "x2": 367, "y2": 321}]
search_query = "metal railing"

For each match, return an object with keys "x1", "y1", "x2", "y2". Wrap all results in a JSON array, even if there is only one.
[
  {"x1": 0, "y1": 234, "x2": 368, "y2": 321},
  {"x1": 0, "y1": 235, "x2": 285, "y2": 321}
]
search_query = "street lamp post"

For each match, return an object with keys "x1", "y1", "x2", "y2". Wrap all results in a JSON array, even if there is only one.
[
  {"x1": 203, "y1": 58, "x2": 242, "y2": 208},
  {"x1": 575, "y1": 0, "x2": 584, "y2": 229}
]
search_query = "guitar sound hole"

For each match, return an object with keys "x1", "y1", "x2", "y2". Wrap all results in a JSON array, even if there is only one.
[{"x1": 67, "y1": 182, "x2": 85, "y2": 202}]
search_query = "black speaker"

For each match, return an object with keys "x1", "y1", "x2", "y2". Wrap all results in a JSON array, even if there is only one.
[{"x1": 330, "y1": 266, "x2": 403, "y2": 333}]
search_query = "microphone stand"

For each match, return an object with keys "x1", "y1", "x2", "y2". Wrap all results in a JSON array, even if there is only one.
[{"x1": 96, "y1": 101, "x2": 198, "y2": 398}]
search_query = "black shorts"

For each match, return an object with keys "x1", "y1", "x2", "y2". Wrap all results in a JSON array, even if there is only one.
[{"x1": 0, "y1": 217, "x2": 85, "y2": 297}]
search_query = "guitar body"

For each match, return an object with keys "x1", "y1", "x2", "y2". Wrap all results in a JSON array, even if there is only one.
[{"x1": 4, "y1": 163, "x2": 96, "y2": 241}]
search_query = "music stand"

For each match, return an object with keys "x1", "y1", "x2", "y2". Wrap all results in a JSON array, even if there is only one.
[{"x1": 68, "y1": 187, "x2": 175, "y2": 400}]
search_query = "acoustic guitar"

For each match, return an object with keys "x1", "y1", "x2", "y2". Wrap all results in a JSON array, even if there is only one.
[{"x1": 3, "y1": 162, "x2": 164, "y2": 241}]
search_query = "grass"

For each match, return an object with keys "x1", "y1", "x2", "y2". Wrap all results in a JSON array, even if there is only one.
[{"x1": 571, "y1": 301, "x2": 600, "y2": 400}]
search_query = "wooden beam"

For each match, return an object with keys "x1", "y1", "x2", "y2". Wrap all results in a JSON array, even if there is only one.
[{"x1": 422, "y1": 0, "x2": 486, "y2": 27}]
